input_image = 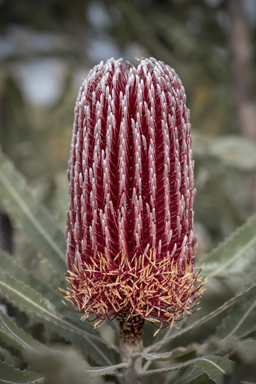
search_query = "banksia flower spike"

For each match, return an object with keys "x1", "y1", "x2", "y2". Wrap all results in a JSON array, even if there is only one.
[{"x1": 63, "y1": 57, "x2": 205, "y2": 332}]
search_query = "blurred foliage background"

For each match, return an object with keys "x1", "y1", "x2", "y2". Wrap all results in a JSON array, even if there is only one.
[
  {"x1": 0, "y1": 0, "x2": 256, "y2": 266},
  {"x1": 0, "y1": 1, "x2": 256, "y2": 382}
]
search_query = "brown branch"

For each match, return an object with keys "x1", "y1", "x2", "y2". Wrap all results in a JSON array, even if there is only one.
[{"x1": 119, "y1": 317, "x2": 144, "y2": 384}]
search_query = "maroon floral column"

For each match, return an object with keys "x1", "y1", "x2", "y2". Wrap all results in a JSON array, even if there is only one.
[{"x1": 63, "y1": 58, "x2": 205, "y2": 337}]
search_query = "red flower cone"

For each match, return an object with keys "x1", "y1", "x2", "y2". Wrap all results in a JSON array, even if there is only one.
[{"x1": 63, "y1": 58, "x2": 205, "y2": 330}]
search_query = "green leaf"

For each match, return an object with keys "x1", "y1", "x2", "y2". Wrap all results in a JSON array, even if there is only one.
[
  {"x1": 200, "y1": 340, "x2": 256, "y2": 383},
  {"x1": 0, "y1": 250, "x2": 63, "y2": 311},
  {"x1": 0, "y1": 269, "x2": 56, "y2": 318},
  {"x1": 0, "y1": 327, "x2": 24, "y2": 357},
  {"x1": 140, "y1": 355, "x2": 234, "y2": 383},
  {"x1": 0, "y1": 151, "x2": 66, "y2": 276},
  {"x1": 0, "y1": 270, "x2": 117, "y2": 364},
  {"x1": 173, "y1": 367, "x2": 205, "y2": 384},
  {"x1": 0, "y1": 250, "x2": 93, "y2": 323},
  {"x1": 133, "y1": 343, "x2": 199, "y2": 361},
  {"x1": 86, "y1": 363, "x2": 129, "y2": 377},
  {"x1": 25, "y1": 347, "x2": 103, "y2": 384},
  {"x1": 193, "y1": 134, "x2": 256, "y2": 172},
  {"x1": 0, "y1": 310, "x2": 46, "y2": 354},
  {"x1": 197, "y1": 214, "x2": 256, "y2": 278},
  {"x1": 216, "y1": 288, "x2": 256, "y2": 340},
  {"x1": 0, "y1": 250, "x2": 49, "y2": 295},
  {"x1": 0, "y1": 250, "x2": 78, "y2": 317},
  {"x1": 0, "y1": 361, "x2": 44, "y2": 384},
  {"x1": 41, "y1": 320, "x2": 114, "y2": 366}
]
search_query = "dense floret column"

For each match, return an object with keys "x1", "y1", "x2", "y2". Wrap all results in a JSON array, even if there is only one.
[{"x1": 62, "y1": 58, "x2": 206, "y2": 382}]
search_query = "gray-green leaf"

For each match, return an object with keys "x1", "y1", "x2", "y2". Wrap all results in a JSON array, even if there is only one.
[
  {"x1": 193, "y1": 134, "x2": 256, "y2": 172},
  {"x1": 0, "y1": 310, "x2": 46, "y2": 354},
  {"x1": 133, "y1": 343, "x2": 199, "y2": 361},
  {"x1": 0, "y1": 361, "x2": 44, "y2": 384},
  {"x1": 0, "y1": 151, "x2": 66, "y2": 277},
  {"x1": 0, "y1": 250, "x2": 64, "y2": 312},
  {"x1": 216, "y1": 288, "x2": 256, "y2": 340},
  {"x1": 0, "y1": 270, "x2": 117, "y2": 364},
  {"x1": 197, "y1": 214, "x2": 256, "y2": 278},
  {"x1": 140, "y1": 355, "x2": 234, "y2": 384},
  {"x1": 86, "y1": 363, "x2": 130, "y2": 377},
  {"x1": 0, "y1": 250, "x2": 79, "y2": 318},
  {"x1": 0, "y1": 327, "x2": 24, "y2": 357}
]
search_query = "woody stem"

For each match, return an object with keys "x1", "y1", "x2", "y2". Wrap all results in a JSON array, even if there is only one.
[{"x1": 119, "y1": 318, "x2": 144, "y2": 384}]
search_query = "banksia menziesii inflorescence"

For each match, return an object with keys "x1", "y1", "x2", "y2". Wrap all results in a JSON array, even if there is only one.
[{"x1": 63, "y1": 58, "x2": 205, "y2": 330}]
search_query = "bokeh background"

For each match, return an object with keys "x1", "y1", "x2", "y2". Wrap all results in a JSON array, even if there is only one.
[
  {"x1": 0, "y1": 0, "x2": 256, "y2": 265},
  {"x1": 1, "y1": 2, "x2": 256, "y2": 381}
]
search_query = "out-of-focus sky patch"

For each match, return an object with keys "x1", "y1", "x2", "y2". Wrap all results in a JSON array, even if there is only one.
[
  {"x1": 0, "y1": 25, "x2": 66, "y2": 60},
  {"x1": 87, "y1": 1, "x2": 112, "y2": 30},
  {"x1": 216, "y1": 10, "x2": 231, "y2": 33},
  {"x1": 0, "y1": 34, "x2": 16, "y2": 58},
  {"x1": 86, "y1": 1, "x2": 121, "y2": 62},
  {"x1": 243, "y1": 0, "x2": 256, "y2": 26},
  {"x1": 204, "y1": 0, "x2": 256, "y2": 27},
  {"x1": 13, "y1": 58, "x2": 67, "y2": 106},
  {"x1": 87, "y1": 37, "x2": 120, "y2": 63},
  {"x1": 1, "y1": 0, "x2": 254, "y2": 111}
]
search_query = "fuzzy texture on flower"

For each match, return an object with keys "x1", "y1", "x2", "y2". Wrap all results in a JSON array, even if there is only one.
[{"x1": 62, "y1": 57, "x2": 205, "y2": 328}]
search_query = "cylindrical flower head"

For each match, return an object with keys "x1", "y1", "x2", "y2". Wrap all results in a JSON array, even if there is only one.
[{"x1": 63, "y1": 58, "x2": 205, "y2": 329}]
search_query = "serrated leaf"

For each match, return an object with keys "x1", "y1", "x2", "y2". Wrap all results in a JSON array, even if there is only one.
[
  {"x1": 0, "y1": 250, "x2": 62, "y2": 309},
  {"x1": 0, "y1": 250, "x2": 50, "y2": 295},
  {"x1": 0, "y1": 250, "x2": 77, "y2": 317},
  {"x1": 0, "y1": 361, "x2": 44, "y2": 384},
  {"x1": 0, "y1": 151, "x2": 66, "y2": 277},
  {"x1": 0, "y1": 269, "x2": 56, "y2": 317},
  {"x1": 0, "y1": 270, "x2": 117, "y2": 364},
  {"x1": 140, "y1": 355, "x2": 234, "y2": 383},
  {"x1": 41, "y1": 320, "x2": 114, "y2": 366},
  {"x1": 0, "y1": 327, "x2": 24, "y2": 356},
  {"x1": 86, "y1": 362, "x2": 129, "y2": 377},
  {"x1": 0, "y1": 310, "x2": 46, "y2": 354},
  {"x1": 216, "y1": 288, "x2": 256, "y2": 341},
  {"x1": 197, "y1": 214, "x2": 256, "y2": 278},
  {"x1": 134, "y1": 343, "x2": 199, "y2": 361}
]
